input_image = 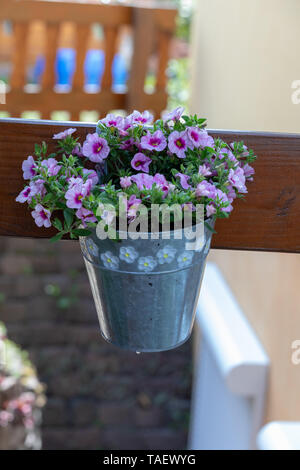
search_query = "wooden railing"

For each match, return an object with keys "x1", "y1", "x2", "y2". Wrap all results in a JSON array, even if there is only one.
[
  {"x1": 0, "y1": 0, "x2": 177, "y2": 120},
  {"x1": 0, "y1": 118, "x2": 299, "y2": 253}
]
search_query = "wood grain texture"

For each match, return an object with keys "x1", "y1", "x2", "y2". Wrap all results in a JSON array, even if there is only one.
[
  {"x1": 0, "y1": 119, "x2": 299, "y2": 252},
  {"x1": 10, "y1": 22, "x2": 29, "y2": 90},
  {"x1": 42, "y1": 22, "x2": 60, "y2": 90}
]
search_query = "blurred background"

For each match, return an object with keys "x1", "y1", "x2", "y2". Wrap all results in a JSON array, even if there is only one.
[{"x1": 1, "y1": 0, "x2": 300, "y2": 451}]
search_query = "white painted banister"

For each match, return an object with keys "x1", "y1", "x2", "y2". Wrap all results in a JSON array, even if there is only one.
[
  {"x1": 189, "y1": 262, "x2": 269, "y2": 450},
  {"x1": 257, "y1": 422, "x2": 300, "y2": 450}
]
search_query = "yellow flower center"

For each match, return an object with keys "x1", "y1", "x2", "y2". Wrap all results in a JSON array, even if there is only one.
[
  {"x1": 125, "y1": 253, "x2": 129, "y2": 257},
  {"x1": 97, "y1": 145, "x2": 103, "y2": 152},
  {"x1": 144, "y1": 262, "x2": 149, "y2": 267},
  {"x1": 163, "y1": 254, "x2": 168, "y2": 258},
  {"x1": 107, "y1": 258, "x2": 112, "y2": 263},
  {"x1": 183, "y1": 257, "x2": 187, "y2": 262}
]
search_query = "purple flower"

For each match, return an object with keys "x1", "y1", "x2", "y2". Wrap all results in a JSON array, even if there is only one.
[
  {"x1": 153, "y1": 174, "x2": 170, "y2": 197},
  {"x1": 243, "y1": 163, "x2": 255, "y2": 180},
  {"x1": 131, "y1": 173, "x2": 155, "y2": 190},
  {"x1": 82, "y1": 133, "x2": 110, "y2": 163},
  {"x1": 22, "y1": 156, "x2": 36, "y2": 180},
  {"x1": 228, "y1": 167, "x2": 247, "y2": 193},
  {"x1": 76, "y1": 208, "x2": 97, "y2": 227},
  {"x1": 72, "y1": 144, "x2": 83, "y2": 157},
  {"x1": 175, "y1": 172, "x2": 191, "y2": 190},
  {"x1": 126, "y1": 195, "x2": 142, "y2": 221},
  {"x1": 182, "y1": 202, "x2": 196, "y2": 212},
  {"x1": 206, "y1": 204, "x2": 216, "y2": 217},
  {"x1": 41, "y1": 158, "x2": 60, "y2": 177},
  {"x1": 16, "y1": 181, "x2": 38, "y2": 203},
  {"x1": 140, "y1": 130, "x2": 167, "y2": 152},
  {"x1": 195, "y1": 181, "x2": 217, "y2": 199},
  {"x1": 215, "y1": 189, "x2": 233, "y2": 213},
  {"x1": 163, "y1": 107, "x2": 184, "y2": 122},
  {"x1": 131, "y1": 153, "x2": 152, "y2": 173},
  {"x1": 187, "y1": 127, "x2": 204, "y2": 148},
  {"x1": 219, "y1": 148, "x2": 238, "y2": 165},
  {"x1": 130, "y1": 110, "x2": 153, "y2": 125},
  {"x1": 198, "y1": 164, "x2": 212, "y2": 177},
  {"x1": 120, "y1": 138, "x2": 134, "y2": 150},
  {"x1": 65, "y1": 179, "x2": 92, "y2": 209},
  {"x1": 53, "y1": 128, "x2": 76, "y2": 140},
  {"x1": 82, "y1": 168, "x2": 99, "y2": 187},
  {"x1": 196, "y1": 130, "x2": 215, "y2": 149},
  {"x1": 168, "y1": 131, "x2": 189, "y2": 159},
  {"x1": 100, "y1": 114, "x2": 123, "y2": 128},
  {"x1": 120, "y1": 176, "x2": 132, "y2": 189},
  {"x1": 31, "y1": 204, "x2": 51, "y2": 228}
]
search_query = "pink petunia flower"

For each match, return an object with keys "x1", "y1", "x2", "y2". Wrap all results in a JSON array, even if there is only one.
[
  {"x1": 130, "y1": 110, "x2": 153, "y2": 125},
  {"x1": 120, "y1": 176, "x2": 132, "y2": 188},
  {"x1": 100, "y1": 114, "x2": 123, "y2": 128},
  {"x1": 187, "y1": 127, "x2": 204, "y2": 148},
  {"x1": 206, "y1": 204, "x2": 216, "y2": 217},
  {"x1": 41, "y1": 158, "x2": 61, "y2": 177},
  {"x1": 195, "y1": 180, "x2": 217, "y2": 199},
  {"x1": 65, "y1": 179, "x2": 92, "y2": 209},
  {"x1": 175, "y1": 172, "x2": 191, "y2": 190},
  {"x1": 131, "y1": 173, "x2": 155, "y2": 190},
  {"x1": 82, "y1": 168, "x2": 99, "y2": 187},
  {"x1": 22, "y1": 156, "x2": 37, "y2": 180},
  {"x1": 82, "y1": 133, "x2": 110, "y2": 163},
  {"x1": 196, "y1": 130, "x2": 215, "y2": 149},
  {"x1": 215, "y1": 189, "x2": 233, "y2": 213},
  {"x1": 168, "y1": 130, "x2": 189, "y2": 159},
  {"x1": 198, "y1": 164, "x2": 212, "y2": 177},
  {"x1": 140, "y1": 130, "x2": 167, "y2": 152},
  {"x1": 243, "y1": 163, "x2": 255, "y2": 180},
  {"x1": 131, "y1": 153, "x2": 152, "y2": 173},
  {"x1": 76, "y1": 207, "x2": 97, "y2": 227},
  {"x1": 163, "y1": 107, "x2": 184, "y2": 122},
  {"x1": 31, "y1": 204, "x2": 51, "y2": 228},
  {"x1": 53, "y1": 128, "x2": 76, "y2": 140},
  {"x1": 228, "y1": 167, "x2": 247, "y2": 193}
]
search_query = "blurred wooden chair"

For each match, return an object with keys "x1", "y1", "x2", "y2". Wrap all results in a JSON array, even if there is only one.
[{"x1": 0, "y1": 0, "x2": 177, "y2": 120}]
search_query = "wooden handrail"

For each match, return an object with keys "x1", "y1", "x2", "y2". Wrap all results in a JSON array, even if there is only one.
[{"x1": 0, "y1": 118, "x2": 299, "y2": 253}]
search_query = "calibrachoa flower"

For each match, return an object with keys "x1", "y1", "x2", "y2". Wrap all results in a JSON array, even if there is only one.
[
  {"x1": 187, "y1": 127, "x2": 205, "y2": 148},
  {"x1": 41, "y1": 158, "x2": 61, "y2": 177},
  {"x1": 206, "y1": 204, "x2": 216, "y2": 218},
  {"x1": 101, "y1": 251, "x2": 119, "y2": 270},
  {"x1": 120, "y1": 176, "x2": 132, "y2": 188},
  {"x1": 198, "y1": 164, "x2": 212, "y2": 177},
  {"x1": 82, "y1": 168, "x2": 99, "y2": 187},
  {"x1": 156, "y1": 245, "x2": 177, "y2": 265},
  {"x1": 130, "y1": 110, "x2": 153, "y2": 125},
  {"x1": 195, "y1": 181, "x2": 217, "y2": 199},
  {"x1": 65, "y1": 179, "x2": 92, "y2": 209},
  {"x1": 228, "y1": 166, "x2": 247, "y2": 193},
  {"x1": 138, "y1": 256, "x2": 157, "y2": 273},
  {"x1": 164, "y1": 106, "x2": 184, "y2": 122},
  {"x1": 22, "y1": 156, "x2": 36, "y2": 180},
  {"x1": 16, "y1": 181, "x2": 38, "y2": 203},
  {"x1": 243, "y1": 163, "x2": 255, "y2": 180},
  {"x1": 53, "y1": 128, "x2": 76, "y2": 140},
  {"x1": 120, "y1": 246, "x2": 139, "y2": 264},
  {"x1": 131, "y1": 173, "x2": 155, "y2": 190},
  {"x1": 140, "y1": 130, "x2": 167, "y2": 152},
  {"x1": 168, "y1": 130, "x2": 189, "y2": 158},
  {"x1": 100, "y1": 114, "x2": 123, "y2": 128},
  {"x1": 196, "y1": 130, "x2": 215, "y2": 149},
  {"x1": 131, "y1": 153, "x2": 152, "y2": 173},
  {"x1": 127, "y1": 195, "x2": 142, "y2": 221},
  {"x1": 175, "y1": 172, "x2": 191, "y2": 190},
  {"x1": 82, "y1": 133, "x2": 110, "y2": 162},
  {"x1": 177, "y1": 251, "x2": 194, "y2": 268},
  {"x1": 31, "y1": 204, "x2": 51, "y2": 228},
  {"x1": 76, "y1": 207, "x2": 97, "y2": 227}
]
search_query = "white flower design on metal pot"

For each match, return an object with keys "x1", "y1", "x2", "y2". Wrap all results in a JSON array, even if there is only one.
[
  {"x1": 101, "y1": 251, "x2": 119, "y2": 270},
  {"x1": 86, "y1": 238, "x2": 99, "y2": 257},
  {"x1": 156, "y1": 245, "x2": 177, "y2": 265},
  {"x1": 177, "y1": 251, "x2": 194, "y2": 268},
  {"x1": 138, "y1": 256, "x2": 157, "y2": 273},
  {"x1": 119, "y1": 246, "x2": 139, "y2": 264}
]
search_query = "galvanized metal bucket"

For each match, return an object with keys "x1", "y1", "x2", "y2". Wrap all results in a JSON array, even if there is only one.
[{"x1": 80, "y1": 219, "x2": 214, "y2": 352}]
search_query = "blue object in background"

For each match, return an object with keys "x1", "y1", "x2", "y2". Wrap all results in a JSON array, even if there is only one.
[{"x1": 33, "y1": 48, "x2": 128, "y2": 88}]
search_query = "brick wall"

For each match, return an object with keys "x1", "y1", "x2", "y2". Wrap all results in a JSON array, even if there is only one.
[{"x1": 0, "y1": 236, "x2": 192, "y2": 450}]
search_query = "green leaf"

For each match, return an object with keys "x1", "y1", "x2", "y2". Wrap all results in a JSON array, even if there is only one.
[
  {"x1": 72, "y1": 229, "x2": 92, "y2": 237},
  {"x1": 63, "y1": 209, "x2": 74, "y2": 229},
  {"x1": 50, "y1": 232, "x2": 64, "y2": 243},
  {"x1": 52, "y1": 218, "x2": 63, "y2": 231}
]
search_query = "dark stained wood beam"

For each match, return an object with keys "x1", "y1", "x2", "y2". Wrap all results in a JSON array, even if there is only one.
[{"x1": 0, "y1": 119, "x2": 299, "y2": 253}]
